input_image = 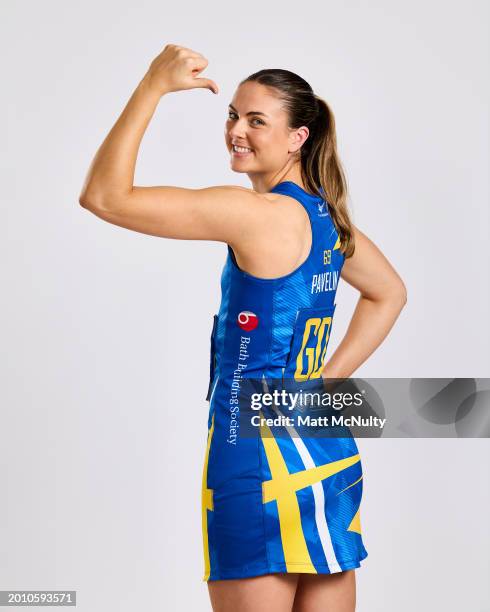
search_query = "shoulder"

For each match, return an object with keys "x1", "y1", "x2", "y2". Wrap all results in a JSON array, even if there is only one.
[
  {"x1": 184, "y1": 184, "x2": 311, "y2": 248},
  {"x1": 196, "y1": 184, "x2": 272, "y2": 217},
  {"x1": 202, "y1": 185, "x2": 308, "y2": 226},
  {"x1": 261, "y1": 189, "x2": 310, "y2": 224}
]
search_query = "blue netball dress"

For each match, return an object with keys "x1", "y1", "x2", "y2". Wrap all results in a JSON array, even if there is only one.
[{"x1": 201, "y1": 180, "x2": 368, "y2": 581}]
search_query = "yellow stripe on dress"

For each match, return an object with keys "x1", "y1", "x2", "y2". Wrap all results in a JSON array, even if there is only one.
[
  {"x1": 259, "y1": 412, "x2": 314, "y2": 570},
  {"x1": 201, "y1": 413, "x2": 215, "y2": 581},
  {"x1": 259, "y1": 410, "x2": 361, "y2": 571}
]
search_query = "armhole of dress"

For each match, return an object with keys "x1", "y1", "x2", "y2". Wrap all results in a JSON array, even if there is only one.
[{"x1": 227, "y1": 243, "x2": 237, "y2": 265}]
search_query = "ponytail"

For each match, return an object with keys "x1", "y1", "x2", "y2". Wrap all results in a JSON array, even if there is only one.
[
  {"x1": 301, "y1": 96, "x2": 354, "y2": 258},
  {"x1": 241, "y1": 69, "x2": 355, "y2": 257}
]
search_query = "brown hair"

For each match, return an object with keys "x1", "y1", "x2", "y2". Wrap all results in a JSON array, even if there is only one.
[{"x1": 240, "y1": 69, "x2": 355, "y2": 257}]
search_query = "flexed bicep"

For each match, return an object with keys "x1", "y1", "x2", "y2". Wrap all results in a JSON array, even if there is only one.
[{"x1": 81, "y1": 184, "x2": 268, "y2": 243}]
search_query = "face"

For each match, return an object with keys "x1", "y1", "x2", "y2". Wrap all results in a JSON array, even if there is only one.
[{"x1": 224, "y1": 81, "x2": 308, "y2": 175}]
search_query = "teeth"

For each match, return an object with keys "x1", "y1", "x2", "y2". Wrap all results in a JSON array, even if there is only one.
[{"x1": 233, "y1": 145, "x2": 252, "y2": 153}]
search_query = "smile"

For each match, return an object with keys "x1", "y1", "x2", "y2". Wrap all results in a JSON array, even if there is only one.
[{"x1": 232, "y1": 145, "x2": 253, "y2": 155}]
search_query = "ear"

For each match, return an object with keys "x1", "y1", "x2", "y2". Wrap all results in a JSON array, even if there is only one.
[{"x1": 288, "y1": 126, "x2": 310, "y2": 153}]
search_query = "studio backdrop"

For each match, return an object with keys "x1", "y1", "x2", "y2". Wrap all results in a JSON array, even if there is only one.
[{"x1": 2, "y1": 1, "x2": 488, "y2": 611}]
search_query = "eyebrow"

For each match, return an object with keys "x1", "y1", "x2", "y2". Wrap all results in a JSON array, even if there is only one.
[{"x1": 228, "y1": 103, "x2": 268, "y2": 117}]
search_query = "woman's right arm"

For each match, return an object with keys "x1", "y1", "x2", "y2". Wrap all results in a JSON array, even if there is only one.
[{"x1": 78, "y1": 44, "x2": 274, "y2": 245}]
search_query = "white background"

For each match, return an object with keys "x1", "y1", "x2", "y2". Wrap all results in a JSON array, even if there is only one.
[{"x1": 2, "y1": 0, "x2": 489, "y2": 610}]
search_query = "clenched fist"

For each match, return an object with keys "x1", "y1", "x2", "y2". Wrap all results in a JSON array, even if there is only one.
[{"x1": 144, "y1": 44, "x2": 218, "y2": 96}]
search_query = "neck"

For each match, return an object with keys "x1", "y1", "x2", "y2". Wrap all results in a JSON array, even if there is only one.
[{"x1": 248, "y1": 162, "x2": 305, "y2": 194}]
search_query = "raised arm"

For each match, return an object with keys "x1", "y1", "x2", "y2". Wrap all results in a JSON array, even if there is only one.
[
  {"x1": 322, "y1": 225, "x2": 407, "y2": 379},
  {"x1": 78, "y1": 44, "x2": 268, "y2": 243}
]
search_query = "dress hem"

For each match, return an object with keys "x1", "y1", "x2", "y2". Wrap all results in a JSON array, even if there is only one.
[{"x1": 203, "y1": 550, "x2": 368, "y2": 582}]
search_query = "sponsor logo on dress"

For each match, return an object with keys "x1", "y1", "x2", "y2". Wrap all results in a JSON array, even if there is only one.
[
  {"x1": 317, "y1": 201, "x2": 328, "y2": 217},
  {"x1": 237, "y1": 310, "x2": 259, "y2": 331}
]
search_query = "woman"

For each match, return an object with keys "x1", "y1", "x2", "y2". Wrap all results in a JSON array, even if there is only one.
[{"x1": 79, "y1": 44, "x2": 406, "y2": 612}]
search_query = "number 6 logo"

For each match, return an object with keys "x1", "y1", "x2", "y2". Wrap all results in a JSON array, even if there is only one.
[{"x1": 294, "y1": 315, "x2": 333, "y2": 381}]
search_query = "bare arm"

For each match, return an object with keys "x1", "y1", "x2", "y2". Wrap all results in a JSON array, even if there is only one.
[
  {"x1": 78, "y1": 44, "x2": 270, "y2": 244},
  {"x1": 322, "y1": 226, "x2": 407, "y2": 379}
]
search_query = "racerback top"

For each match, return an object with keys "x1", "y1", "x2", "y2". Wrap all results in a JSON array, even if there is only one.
[{"x1": 206, "y1": 179, "x2": 345, "y2": 409}]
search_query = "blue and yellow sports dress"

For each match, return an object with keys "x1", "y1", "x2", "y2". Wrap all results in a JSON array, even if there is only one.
[{"x1": 202, "y1": 180, "x2": 368, "y2": 581}]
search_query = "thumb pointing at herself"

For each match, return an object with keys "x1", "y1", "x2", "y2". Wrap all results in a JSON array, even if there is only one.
[
  {"x1": 194, "y1": 77, "x2": 219, "y2": 94},
  {"x1": 146, "y1": 44, "x2": 219, "y2": 95}
]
